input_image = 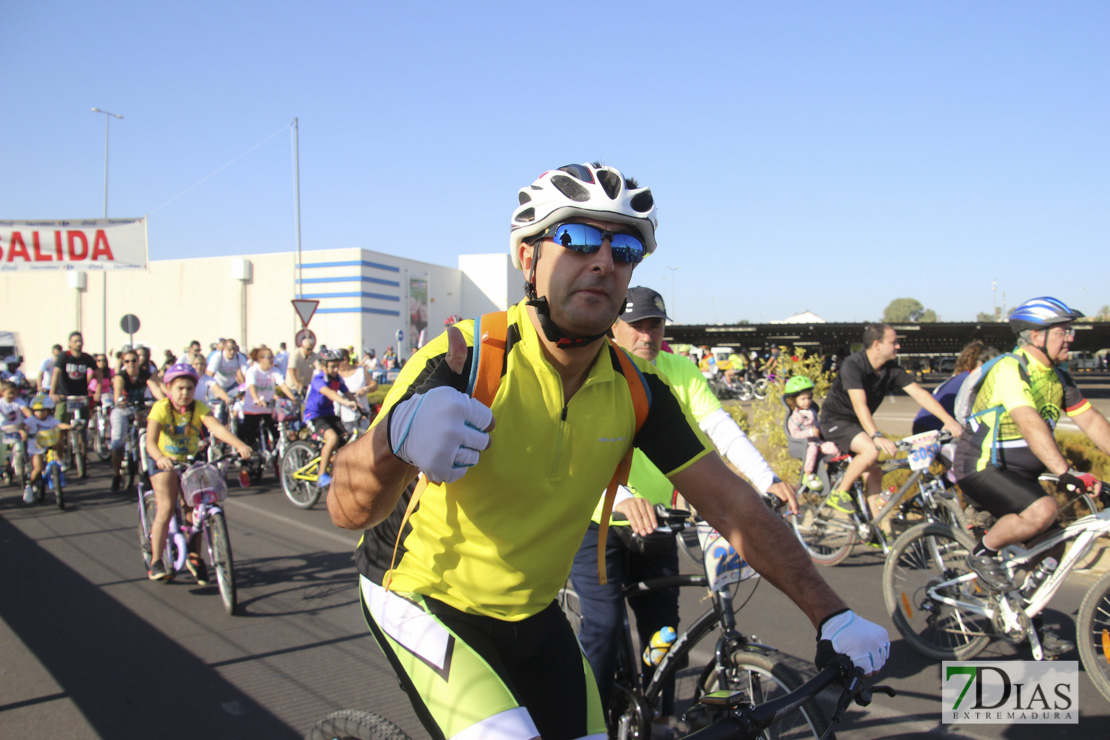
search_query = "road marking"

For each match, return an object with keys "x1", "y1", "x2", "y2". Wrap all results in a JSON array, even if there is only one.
[{"x1": 224, "y1": 497, "x2": 360, "y2": 547}]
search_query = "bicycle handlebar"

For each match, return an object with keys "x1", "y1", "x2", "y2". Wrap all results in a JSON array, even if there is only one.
[{"x1": 683, "y1": 657, "x2": 895, "y2": 740}]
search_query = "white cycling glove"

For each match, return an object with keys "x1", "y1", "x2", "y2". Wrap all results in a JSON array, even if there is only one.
[
  {"x1": 388, "y1": 386, "x2": 492, "y2": 485},
  {"x1": 815, "y1": 609, "x2": 890, "y2": 674}
]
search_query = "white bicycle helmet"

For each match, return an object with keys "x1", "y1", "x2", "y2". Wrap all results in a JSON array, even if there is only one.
[{"x1": 509, "y1": 163, "x2": 658, "y2": 269}]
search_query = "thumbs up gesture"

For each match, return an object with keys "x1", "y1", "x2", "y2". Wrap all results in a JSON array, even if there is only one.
[{"x1": 388, "y1": 326, "x2": 494, "y2": 484}]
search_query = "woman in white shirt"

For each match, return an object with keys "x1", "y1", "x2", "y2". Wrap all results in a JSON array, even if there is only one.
[
  {"x1": 241, "y1": 347, "x2": 294, "y2": 457},
  {"x1": 338, "y1": 348, "x2": 378, "y2": 433}
]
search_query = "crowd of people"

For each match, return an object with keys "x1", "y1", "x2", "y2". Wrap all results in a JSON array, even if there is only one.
[{"x1": 4, "y1": 161, "x2": 1109, "y2": 739}]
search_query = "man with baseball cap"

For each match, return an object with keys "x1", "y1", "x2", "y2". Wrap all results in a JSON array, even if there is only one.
[{"x1": 570, "y1": 286, "x2": 799, "y2": 722}]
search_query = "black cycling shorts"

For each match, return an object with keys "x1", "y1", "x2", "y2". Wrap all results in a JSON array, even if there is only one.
[
  {"x1": 958, "y1": 466, "x2": 1049, "y2": 519},
  {"x1": 820, "y1": 418, "x2": 866, "y2": 454},
  {"x1": 307, "y1": 414, "x2": 346, "y2": 443}
]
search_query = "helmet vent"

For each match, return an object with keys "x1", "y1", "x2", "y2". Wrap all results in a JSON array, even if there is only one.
[
  {"x1": 518, "y1": 192, "x2": 532, "y2": 205},
  {"x1": 630, "y1": 190, "x2": 654, "y2": 213},
  {"x1": 514, "y1": 207, "x2": 535, "y2": 224},
  {"x1": 550, "y1": 174, "x2": 590, "y2": 202},
  {"x1": 597, "y1": 169, "x2": 622, "y2": 200}
]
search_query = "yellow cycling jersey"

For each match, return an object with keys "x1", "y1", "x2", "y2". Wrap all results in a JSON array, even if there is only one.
[
  {"x1": 149, "y1": 399, "x2": 211, "y2": 461},
  {"x1": 954, "y1": 347, "x2": 1090, "y2": 477},
  {"x1": 356, "y1": 301, "x2": 712, "y2": 621},
  {"x1": 592, "y1": 349, "x2": 718, "y2": 521}
]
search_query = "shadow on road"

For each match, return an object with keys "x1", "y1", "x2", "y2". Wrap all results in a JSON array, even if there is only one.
[{"x1": 0, "y1": 514, "x2": 298, "y2": 739}]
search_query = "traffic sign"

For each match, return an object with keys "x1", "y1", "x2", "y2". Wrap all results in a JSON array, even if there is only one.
[
  {"x1": 120, "y1": 314, "x2": 141, "y2": 334},
  {"x1": 295, "y1": 328, "x2": 317, "y2": 348},
  {"x1": 395, "y1": 329, "x2": 404, "y2": 342},
  {"x1": 292, "y1": 299, "x2": 320, "y2": 326}
]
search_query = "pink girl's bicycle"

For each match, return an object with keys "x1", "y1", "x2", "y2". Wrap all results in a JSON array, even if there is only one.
[{"x1": 137, "y1": 455, "x2": 237, "y2": 615}]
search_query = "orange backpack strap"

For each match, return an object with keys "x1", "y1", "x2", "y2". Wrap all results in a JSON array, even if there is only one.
[
  {"x1": 596, "y1": 342, "x2": 651, "y2": 584},
  {"x1": 467, "y1": 311, "x2": 508, "y2": 406},
  {"x1": 386, "y1": 312, "x2": 509, "y2": 592}
]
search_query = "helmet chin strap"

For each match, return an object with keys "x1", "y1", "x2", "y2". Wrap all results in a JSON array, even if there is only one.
[{"x1": 523, "y1": 241, "x2": 617, "y2": 350}]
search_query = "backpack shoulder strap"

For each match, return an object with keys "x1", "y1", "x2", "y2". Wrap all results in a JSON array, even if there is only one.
[
  {"x1": 967, "y1": 351, "x2": 1031, "y2": 467},
  {"x1": 387, "y1": 312, "x2": 508, "y2": 592},
  {"x1": 467, "y1": 311, "x2": 509, "y2": 406},
  {"x1": 595, "y1": 341, "x2": 652, "y2": 584}
]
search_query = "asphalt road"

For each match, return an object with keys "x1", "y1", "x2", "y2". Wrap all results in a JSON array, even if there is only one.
[{"x1": 3, "y1": 395, "x2": 1110, "y2": 740}]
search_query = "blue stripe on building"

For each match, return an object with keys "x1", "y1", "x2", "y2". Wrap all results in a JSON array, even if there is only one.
[
  {"x1": 298, "y1": 276, "x2": 400, "y2": 287},
  {"x1": 317, "y1": 307, "x2": 401, "y2": 316},
  {"x1": 301, "y1": 260, "x2": 401, "y2": 272},
  {"x1": 301, "y1": 291, "x2": 400, "y2": 301}
]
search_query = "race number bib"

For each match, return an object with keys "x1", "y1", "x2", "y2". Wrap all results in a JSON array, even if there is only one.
[{"x1": 904, "y1": 430, "x2": 940, "y2": 471}]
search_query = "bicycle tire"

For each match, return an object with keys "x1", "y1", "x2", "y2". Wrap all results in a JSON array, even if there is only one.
[
  {"x1": 735, "y1": 382, "x2": 754, "y2": 402},
  {"x1": 695, "y1": 649, "x2": 831, "y2": 740},
  {"x1": 882, "y1": 522, "x2": 991, "y2": 661},
  {"x1": 50, "y1": 466, "x2": 64, "y2": 510},
  {"x1": 1077, "y1": 568, "x2": 1110, "y2": 705},
  {"x1": 73, "y1": 435, "x2": 86, "y2": 480},
  {"x1": 306, "y1": 710, "x2": 413, "y2": 740},
  {"x1": 790, "y1": 489, "x2": 857, "y2": 566},
  {"x1": 281, "y1": 440, "x2": 321, "y2": 509},
  {"x1": 208, "y1": 510, "x2": 237, "y2": 615},
  {"x1": 138, "y1": 493, "x2": 155, "y2": 570},
  {"x1": 752, "y1": 379, "x2": 769, "y2": 400}
]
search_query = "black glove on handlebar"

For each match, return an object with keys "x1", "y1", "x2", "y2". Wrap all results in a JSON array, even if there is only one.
[{"x1": 1057, "y1": 469, "x2": 1097, "y2": 496}]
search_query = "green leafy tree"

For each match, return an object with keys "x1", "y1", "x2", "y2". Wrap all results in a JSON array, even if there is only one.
[{"x1": 883, "y1": 297, "x2": 935, "y2": 322}]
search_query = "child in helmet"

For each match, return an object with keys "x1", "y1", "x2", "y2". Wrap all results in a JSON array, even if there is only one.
[
  {"x1": 784, "y1": 376, "x2": 839, "y2": 491},
  {"x1": 1, "y1": 381, "x2": 30, "y2": 489},
  {"x1": 145, "y1": 362, "x2": 252, "y2": 582},
  {"x1": 24, "y1": 394, "x2": 73, "y2": 504},
  {"x1": 303, "y1": 349, "x2": 358, "y2": 488}
]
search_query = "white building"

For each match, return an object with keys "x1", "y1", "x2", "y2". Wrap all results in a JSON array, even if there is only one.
[{"x1": 0, "y1": 247, "x2": 522, "y2": 372}]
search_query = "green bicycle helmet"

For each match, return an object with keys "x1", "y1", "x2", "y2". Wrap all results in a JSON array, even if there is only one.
[{"x1": 784, "y1": 376, "x2": 815, "y2": 396}]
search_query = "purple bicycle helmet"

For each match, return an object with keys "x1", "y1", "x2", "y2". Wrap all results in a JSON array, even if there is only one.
[{"x1": 163, "y1": 362, "x2": 200, "y2": 385}]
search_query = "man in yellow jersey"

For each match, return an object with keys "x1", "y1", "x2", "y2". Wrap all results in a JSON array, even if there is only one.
[
  {"x1": 955, "y1": 296, "x2": 1110, "y2": 657},
  {"x1": 328, "y1": 163, "x2": 888, "y2": 740},
  {"x1": 570, "y1": 286, "x2": 798, "y2": 721}
]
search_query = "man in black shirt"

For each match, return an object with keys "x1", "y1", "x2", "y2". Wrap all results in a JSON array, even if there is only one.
[
  {"x1": 49, "y1": 331, "x2": 103, "y2": 474},
  {"x1": 820, "y1": 323, "x2": 961, "y2": 513}
]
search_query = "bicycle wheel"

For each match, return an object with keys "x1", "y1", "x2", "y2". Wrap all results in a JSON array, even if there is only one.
[
  {"x1": 735, "y1": 382, "x2": 754, "y2": 402},
  {"x1": 695, "y1": 649, "x2": 830, "y2": 740},
  {"x1": 138, "y1": 492, "x2": 173, "y2": 574},
  {"x1": 50, "y1": 467, "x2": 64, "y2": 510},
  {"x1": 306, "y1": 710, "x2": 412, "y2": 740},
  {"x1": 752, "y1": 379, "x2": 769, "y2": 400},
  {"x1": 73, "y1": 434, "x2": 87, "y2": 480},
  {"x1": 882, "y1": 522, "x2": 991, "y2": 661},
  {"x1": 207, "y1": 510, "x2": 237, "y2": 615},
  {"x1": 281, "y1": 440, "x2": 321, "y2": 509},
  {"x1": 1077, "y1": 569, "x2": 1110, "y2": 705},
  {"x1": 790, "y1": 489, "x2": 857, "y2": 566}
]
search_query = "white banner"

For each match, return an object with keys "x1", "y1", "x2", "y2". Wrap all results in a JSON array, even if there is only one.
[{"x1": 0, "y1": 218, "x2": 148, "y2": 272}]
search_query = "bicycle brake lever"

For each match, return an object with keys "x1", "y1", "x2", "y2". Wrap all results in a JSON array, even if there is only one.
[{"x1": 853, "y1": 683, "x2": 896, "y2": 707}]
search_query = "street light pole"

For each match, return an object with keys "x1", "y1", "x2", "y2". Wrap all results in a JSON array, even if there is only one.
[{"x1": 91, "y1": 107, "x2": 123, "y2": 354}]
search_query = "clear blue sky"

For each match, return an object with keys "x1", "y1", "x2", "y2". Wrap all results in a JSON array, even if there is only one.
[{"x1": 3, "y1": 1, "x2": 1107, "y2": 324}]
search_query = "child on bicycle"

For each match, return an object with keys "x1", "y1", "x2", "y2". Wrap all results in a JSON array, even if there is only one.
[
  {"x1": 784, "y1": 376, "x2": 839, "y2": 491},
  {"x1": 303, "y1": 349, "x2": 358, "y2": 489},
  {"x1": 23, "y1": 394, "x2": 72, "y2": 505},
  {"x1": 1, "y1": 381, "x2": 30, "y2": 489},
  {"x1": 145, "y1": 363, "x2": 251, "y2": 582}
]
